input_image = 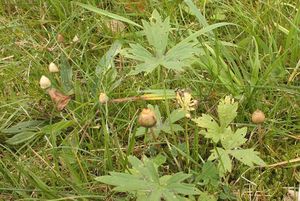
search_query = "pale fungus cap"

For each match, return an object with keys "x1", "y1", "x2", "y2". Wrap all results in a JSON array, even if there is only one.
[
  {"x1": 39, "y1": 75, "x2": 51, "y2": 89},
  {"x1": 138, "y1": 108, "x2": 157, "y2": 128},
  {"x1": 99, "y1": 93, "x2": 109, "y2": 104},
  {"x1": 57, "y1": 33, "x2": 64, "y2": 43},
  {"x1": 251, "y1": 109, "x2": 266, "y2": 124},
  {"x1": 72, "y1": 35, "x2": 80, "y2": 43},
  {"x1": 48, "y1": 62, "x2": 59, "y2": 73}
]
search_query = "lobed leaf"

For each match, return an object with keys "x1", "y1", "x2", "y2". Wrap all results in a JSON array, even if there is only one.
[
  {"x1": 193, "y1": 114, "x2": 222, "y2": 143},
  {"x1": 208, "y1": 148, "x2": 232, "y2": 174},
  {"x1": 229, "y1": 149, "x2": 266, "y2": 167},
  {"x1": 217, "y1": 96, "x2": 238, "y2": 128},
  {"x1": 142, "y1": 10, "x2": 170, "y2": 56},
  {"x1": 221, "y1": 127, "x2": 247, "y2": 150}
]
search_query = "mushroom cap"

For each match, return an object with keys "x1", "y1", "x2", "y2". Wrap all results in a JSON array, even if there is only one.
[
  {"x1": 138, "y1": 108, "x2": 157, "y2": 128},
  {"x1": 251, "y1": 109, "x2": 266, "y2": 124}
]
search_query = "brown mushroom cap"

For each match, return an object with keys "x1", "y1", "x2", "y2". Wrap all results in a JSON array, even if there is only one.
[
  {"x1": 138, "y1": 108, "x2": 157, "y2": 128},
  {"x1": 251, "y1": 109, "x2": 266, "y2": 124}
]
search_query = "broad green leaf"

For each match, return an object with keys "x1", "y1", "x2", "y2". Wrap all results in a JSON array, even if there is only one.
[
  {"x1": 142, "y1": 10, "x2": 170, "y2": 56},
  {"x1": 192, "y1": 114, "x2": 222, "y2": 143},
  {"x1": 148, "y1": 191, "x2": 162, "y2": 201},
  {"x1": 167, "y1": 183, "x2": 201, "y2": 195},
  {"x1": 1, "y1": 120, "x2": 43, "y2": 134},
  {"x1": 123, "y1": 10, "x2": 201, "y2": 74},
  {"x1": 128, "y1": 155, "x2": 144, "y2": 169},
  {"x1": 221, "y1": 127, "x2": 247, "y2": 150},
  {"x1": 163, "y1": 191, "x2": 184, "y2": 201},
  {"x1": 161, "y1": 124, "x2": 184, "y2": 134},
  {"x1": 135, "y1": 127, "x2": 147, "y2": 137},
  {"x1": 250, "y1": 38, "x2": 261, "y2": 86},
  {"x1": 229, "y1": 149, "x2": 266, "y2": 167},
  {"x1": 5, "y1": 132, "x2": 37, "y2": 145},
  {"x1": 198, "y1": 191, "x2": 217, "y2": 201},
  {"x1": 217, "y1": 96, "x2": 238, "y2": 128},
  {"x1": 153, "y1": 154, "x2": 166, "y2": 167},
  {"x1": 192, "y1": 114, "x2": 218, "y2": 130},
  {"x1": 123, "y1": 44, "x2": 154, "y2": 62},
  {"x1": 42, "y1": 120, "x2": 74, "y2": 134},
  {"x1": 96, "y1": 173, "x2": 151, "y2": 192},
  {"x1": 208, "y1": 148, "x2": 232, "y2": 174},
  {"x1": 95, "y1": 156, "x2": 200, "y2": 200},
  {"x1": 162, "y1": 40, "x2": 199, "y2": 71},
  {"x1": 60, "y1": 54, "x2": 73, "y2": 94},
  {"x1": 96, "y1": 40, "x2": 122, "y2": 75},
  {"x1": 141, "y1": 89, "x2": 176, "y2": 98},
  {"x1": 165, "y1": 109, "x2": 186, "y2": 124},
  {"x1": 199, "y1": 161, "x2": 219, "y2": 187},
  {"x1": 165, "y1": 172, "x2": 192, "y2": 185},
  {"x1": 76, "y1": 2, "x2": 142, "y2": 28}
]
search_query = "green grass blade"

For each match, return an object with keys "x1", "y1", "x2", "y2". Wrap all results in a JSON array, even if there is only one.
[
  {"x1": 75, "y1": 2, "x2": 142, "y2": 28},
  {"x1": 184, "y1": 0, "x2": 209, "y2": 27},
  {"x1": 181, "y1": 22, "x2": 235, "y2": 43}
]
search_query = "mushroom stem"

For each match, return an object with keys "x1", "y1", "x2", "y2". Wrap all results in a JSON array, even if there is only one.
[
  {"x1": 150, "y1": 128, "x2": 157, "y2": 141},
  {"x1": 257, "y1": 124, "x2": 264, "y2": 151}
]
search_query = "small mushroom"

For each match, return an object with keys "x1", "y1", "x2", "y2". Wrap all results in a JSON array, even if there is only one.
[
  {"x1": 57, "y1": 33, "x2": 64, "y2": 43},
  {"x1": 72, "y1": 35, "x2": 80, "y2": 43},
  {"x1": 48, "y1": 62, "x2": 59, "y2": 73},
  {"x1": 39, "y1": 75, "x2": 51, "y2": 89},
  {"x1": 251, "y1": 109, "x2": 265, "y2": 124},
  {"x1": 138, "y1": 108, "x2": 157, "y2": 128},
  {"x1": 99, "y1": 93, "x2": 109, "y2": 104}
]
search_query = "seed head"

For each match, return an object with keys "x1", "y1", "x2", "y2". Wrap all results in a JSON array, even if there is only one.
[
  {"x1": 138, "y1": 108, "x2": 157, "y2": 128},
  {"x1": 99, "y1": 93, "x2": 109, "y2": 104},
  {"x1": 48, "y1": 62, "x2": 59, "y2": 73},
  {"x1": 251, "y1": 109, "x2": 265, "y2": 124},
  {"x1": 40, "y1": 75, "x2": 51, "y2": 89}
]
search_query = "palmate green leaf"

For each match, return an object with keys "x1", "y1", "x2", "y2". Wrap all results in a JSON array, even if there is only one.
[
  {"x1": 192, "y1": 114, "x2": 222, "y2": 143},
  {"x1": 198, "y1": 191, "x2": 217, "y2": 201},
  {"x1": 95, "y1": 155, "x2": 200, "y2": 200},
  {"x1": 96, "y1": 172, "x2": 152, "y2": 192},
  {"x1": 142, "y1": 10, "x2": 170, "y2": 56},
  {"x1": 123, "y1": 43, "x2": 159, "y2": 75},
  {"x1": 167, "y1": 183, "x2": 201, "y2": 195},
  {"x1": 162, "y1": 40, "x2": 199, "y2": 71},
  {"x1": 221, "y1": 127, "x2": 247, "y2": 150},
  {"x1": 124, "y1": 10, "x2": 200, "y2": 75},
  {"x1": 217, "y1": 96, "x2": 238, "y2": 128},
  {"x1": 123, "y1": 44, "x2": 154, "y2": 62},
  {"x1": 208, "y1": 148, "x2": 232, "y2": 174},
  {"x1": 199, "y1": 161, "x2": 219, "y2": 187},
  {"x1": 229, "y1": 149, "x2": 266, "y2": 167},
  {"x1": 165, "y1": 172, "x2": 192, "y2": 185}
]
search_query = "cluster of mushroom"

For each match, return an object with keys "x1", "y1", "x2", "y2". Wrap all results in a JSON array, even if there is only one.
[{"x1": 39, "y1": 62, "x2": 70, "y2": 111}]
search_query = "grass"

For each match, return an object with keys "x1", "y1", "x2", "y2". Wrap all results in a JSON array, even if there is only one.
[{"x1": 0, "y1": 0, "x2": 299, "y2": 200}]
